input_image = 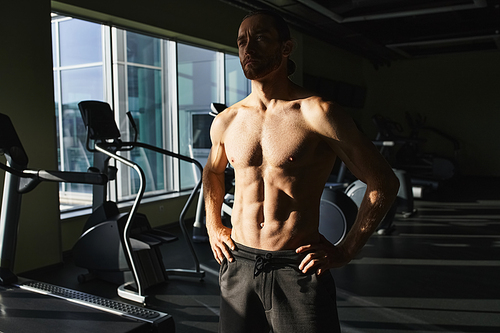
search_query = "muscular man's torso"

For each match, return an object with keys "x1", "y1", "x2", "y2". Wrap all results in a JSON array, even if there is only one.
[{"x1": 221, "y1": 98, "x2": 337, "y2": 250}]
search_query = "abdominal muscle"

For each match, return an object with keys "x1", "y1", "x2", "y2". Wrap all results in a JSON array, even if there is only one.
[{"x1": 229, "y1": 166, "x2": 326, "y2": 251}]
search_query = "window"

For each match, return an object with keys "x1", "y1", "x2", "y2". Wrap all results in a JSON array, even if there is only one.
[
  {"x1": 113, "y1": 28, "x2": 167, "y2": 198},
  {"x1": 52, "y1": 15, "x2": 108, "y2": 209},
  {"x1": 225, "y1": 53, "x2": 250, "y2": 106},
  {"x1": 51, "y1": 13, "x2": 250, "y2": 212},
  {"x1": 177, "y1": 43, "x2": 221, "y2": 189}
]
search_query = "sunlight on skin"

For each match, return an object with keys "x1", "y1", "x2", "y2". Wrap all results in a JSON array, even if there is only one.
[{"x1": 369, "y1": 190, "x2": 382, "y2": 205}]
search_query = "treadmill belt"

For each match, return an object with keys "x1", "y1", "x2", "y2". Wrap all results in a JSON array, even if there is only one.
[{"x1": 0, "y1": 285, "x2": 152, "y2": 333}]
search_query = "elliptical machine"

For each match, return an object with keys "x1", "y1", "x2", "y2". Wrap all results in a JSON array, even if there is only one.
[{"x1": 72, "y1": 101, "x2": 204, "y2": 304}]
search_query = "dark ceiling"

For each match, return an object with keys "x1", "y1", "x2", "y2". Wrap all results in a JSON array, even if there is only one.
[{"x1": 219, "y1": 0, "x2": 500, "y2": 66}]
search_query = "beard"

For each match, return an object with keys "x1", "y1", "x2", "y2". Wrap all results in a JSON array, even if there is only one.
[{"x1": 242, "y1": 50, "x2": 283, "y2": 80}]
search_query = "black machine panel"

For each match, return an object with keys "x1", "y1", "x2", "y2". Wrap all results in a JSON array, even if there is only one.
[{"x1": 78, "y1": 101, "x2": 121, "y2": 141}]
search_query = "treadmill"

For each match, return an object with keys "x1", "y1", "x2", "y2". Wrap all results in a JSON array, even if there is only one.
[{"x1": 0, "y1": 112, "x2": 174, "y2": 332}]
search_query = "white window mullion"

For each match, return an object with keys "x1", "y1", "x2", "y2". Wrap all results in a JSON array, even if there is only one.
[
  {"x1": 160, "y1": 40, "x2": 170, "y2": 192},
  {"x1": 218, "y1": 52, "x2": 225, "y2": 104},
  {"x1": 168, "y1": 40, "x2": 180, "y2": 192},
  {"x1": 103, "y1": 26, "x2": 117, "y2": 203},
  {"x1": 103, "y1": 25, "x2": 113, "y2": 105},
  {"x1": 54, "y1": 21, "x2": 66, "y2": 193},
  {"x1": 122, "y1": 29, "x2": 131, "y2": 200},
  {"x1": 111, "y1": 28, "x2": 130, "y2": 201}
]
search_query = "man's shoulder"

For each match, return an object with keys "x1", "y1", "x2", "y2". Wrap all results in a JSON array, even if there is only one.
[
  {"x1": 221, "y1": 97, "x2": 261, "y2": 120},
  {"x1": 211, "y1": 101, "x2": 247, "y2": 134},
  {"x1": 299, "y1": 95, "x2": 340, "y2": 118},
  {"x1": 216, "y1": 102, "x2": 244, "y2": 122},
  {"x1": 291, "y1": 84, "x2": 334, "y2": 108},
  {"x1": 298, "y1": 95, "x2": 355, "y2": 138}
]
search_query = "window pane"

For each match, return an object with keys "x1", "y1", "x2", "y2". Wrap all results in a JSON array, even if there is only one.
[
  {"x1": 225, "y1": 53, "x2": 250, "y2": 106},
  {"x1": 59, "y1": 18, "x2": 102, "y2": 67},
  {"x1": 192, "y1": 114, "x2": 213, "y2": 149},
  {"x1": 127, "y1": 31, "x2": 161, "y2": 67},
  {"x1": 177, "y1": 44, "x2": 218, "y2": 188},
  {"x1": 126, "y1": 65, "x2": 165, "y2": 195},
  {"x1": 53, "y1": 71, "x2": 59, "y2": 113},
  {"x1": 59, "y1": 66, "x2": 103, "y2": 202},
  {"x1": 54, "y1": 71, "x2": 60, "y2": 167}
]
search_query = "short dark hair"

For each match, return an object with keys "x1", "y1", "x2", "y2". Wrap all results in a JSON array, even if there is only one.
[
  {"x1": 242, "y1": 10, "x2": 291, "y2": 43},
  {"x1": 242, "y1": 10, "x2": 296, "y2": 76}
]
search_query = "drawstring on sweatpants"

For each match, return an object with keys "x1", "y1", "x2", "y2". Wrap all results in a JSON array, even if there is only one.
[{"x1": 254, "y1": 253, "x2": 273, "y2": 277}]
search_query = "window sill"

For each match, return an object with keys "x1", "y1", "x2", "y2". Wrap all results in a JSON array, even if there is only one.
[{"x1": 60, "y1": 189, "x2": 194, "y2": 221}]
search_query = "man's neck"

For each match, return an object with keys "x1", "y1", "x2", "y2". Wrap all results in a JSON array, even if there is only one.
[{"x1": 250, "y1": 72, "x2": 295, "y2": 108}]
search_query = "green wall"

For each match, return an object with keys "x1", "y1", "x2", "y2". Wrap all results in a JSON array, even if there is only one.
[
  {"x1": 361, "y1": 51, "x2": 500, "y2": 176},
  {"x1": 1, "y1": 1, "x2": 62, "y2": 273},
  {"x1": 302, "y1": 36, "x2": 366, "y2": 86},
  {"x1": 302, "y1": 35, "x2": 500, "y2": 177}
]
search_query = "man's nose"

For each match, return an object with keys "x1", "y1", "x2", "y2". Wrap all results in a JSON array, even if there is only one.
[{"x1": 244, "y1": 39, "x2": 256, "y2": 55}]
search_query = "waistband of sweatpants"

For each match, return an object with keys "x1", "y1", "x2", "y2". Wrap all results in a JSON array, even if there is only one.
[{"x1": 232, "y1": 242, "x2": 304, "y2": 265}]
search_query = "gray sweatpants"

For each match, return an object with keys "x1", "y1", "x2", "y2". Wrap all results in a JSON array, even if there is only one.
[{"x1": 219, "y1": 242, "x2": 341, "y2": 333}]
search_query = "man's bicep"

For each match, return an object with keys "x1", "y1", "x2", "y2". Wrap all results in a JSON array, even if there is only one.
[
  {"x1": 334, "y1": 132, "x2": 390, "y2": 185},
  {"x1": 206, "y1": 114, "x2": 229, "y2": 175},
  {"x1": 322, "y1": 110, "x2": 391, "y2": 184},
  {"x1": 205, "y1": 143, "x2": 228, "y2": 176}
]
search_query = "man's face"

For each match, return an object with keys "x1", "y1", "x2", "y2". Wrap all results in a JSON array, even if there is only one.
[{"x1": 237, "y1": 15, "x2": 283, "y2": 80}]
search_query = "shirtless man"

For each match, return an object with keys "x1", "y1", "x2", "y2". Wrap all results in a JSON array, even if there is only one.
[{"x1": 203, "y1": 10, "x2": 400, "y2": 333}]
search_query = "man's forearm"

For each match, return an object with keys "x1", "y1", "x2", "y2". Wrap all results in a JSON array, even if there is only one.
[
  {"x1": 203, "y1": 167, "x2": 235, "y2": 263},
  {"x1": 341, "y1": 175, "x2": 399, "y2": 258},
  {"x1": 202, "y1": 169, "x2": 226, "y2": 230}
]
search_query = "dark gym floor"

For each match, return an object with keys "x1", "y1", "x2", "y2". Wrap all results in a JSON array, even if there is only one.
[{"x1": 22, "y1": 176, "x2": 500, "y2": 333}]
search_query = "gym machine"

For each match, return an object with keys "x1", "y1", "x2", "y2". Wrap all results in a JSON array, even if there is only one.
[
  {"x1": 0, "y1": 113, "x2": 174, "y2": 332},
  {"x1": 73, "y1": 101, "x2": 204, "y2": 305},
  {"x1": 339, "y1": 137, "x2": 416, "y2": 235},
  {"x1": 371, "y1": 113, "x2": 459, "y2": 195}
]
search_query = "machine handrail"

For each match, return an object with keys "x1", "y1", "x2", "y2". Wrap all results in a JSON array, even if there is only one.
[
  {"x1": 95, "y1": 141, "x2": 203, "y2": 274},
  {"x1": 94, "y1": 143, "x2": 146, "y2": 298},
  {"x1": 98, "y1": 141, "x2": 203, "y2": 173},
  {"x1": 0, "y1": 159, "x2": 108, "y2": 194}
]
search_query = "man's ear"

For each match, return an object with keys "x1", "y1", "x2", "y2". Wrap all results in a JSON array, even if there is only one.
[{"x1": 282, "y1": 40, "x2": 294, "y2": 56}]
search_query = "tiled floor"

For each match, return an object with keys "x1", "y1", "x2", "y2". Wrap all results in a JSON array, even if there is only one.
[
  {"x1": 23, "y1": 177, "x2": 500, "y2": 332},
  {"x1": 334, "y1": 199, "x2": 500, "y2": 333}
]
